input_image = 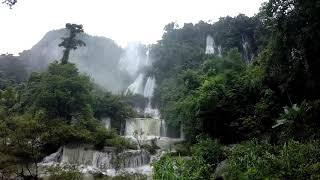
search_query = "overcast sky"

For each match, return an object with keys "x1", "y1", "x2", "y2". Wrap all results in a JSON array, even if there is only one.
[{"x1": 0, "y1": 0, "x2": 266, "y2": 54}]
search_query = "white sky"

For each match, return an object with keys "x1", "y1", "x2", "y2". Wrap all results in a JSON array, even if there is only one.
[{"x1": 0, "y1": 0, "x2": 266, "y2": 55}]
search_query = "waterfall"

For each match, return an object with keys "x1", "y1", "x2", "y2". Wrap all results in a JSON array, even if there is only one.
[
  {"x1": 118, "y1": 150, "x2": 150, "y2": 168},
  {"x1": 143, "y1": 77, "x2": 156, "y2": 98},
  {"x1": 102, "y1": 117, "x2": 111, "y2": 129},
  {"x1": 120, "y1": 43, "x2": 183, "y2": 140},
  {"x1": 126, "y1": 74, "x2": 145, "y2": 95},
  {"x1": 205, "y1": 35, "x2": 216, "y2": 54},
  {"x1": 126, "y1": 75, "x2": 160, "y2": 119},
  {"x1": 160, "y1": 119, "x2": 167, "y2": 137},
  {"x1": 143, "y1": 76, "x2": 160, "y2": 119},
  {"x1": 125, "y1": 118, "x2": 162, "y2": 137},
  {"x1": 241, "y1": 35, "x2": 254, "y2": 64},
  {"x1": 180, "y1": 125, "x2": 185, "y2": 139},
  {"x1": 121, "y1": 43, "x2": 161, "y2": 119},
  {"x1": 144, "y1": 101, "x2": 160, "y2": 119},
  {"x1": 61, "y1": 147, "x2": 97, "y2": 166},
  {"x1": 44, "y1": 146, "x2": 151, "y2": 170},
  {"x1": 145, "y1": 48, "x2": 150, "y2": 66},
  {"x1": 218, "y1": 45, "x2": 222, "y2": 57}
]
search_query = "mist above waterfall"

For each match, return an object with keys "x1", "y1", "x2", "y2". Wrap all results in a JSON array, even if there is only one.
[{"x1": 119, "y1": 43, "x2": 149, "y2": 77}]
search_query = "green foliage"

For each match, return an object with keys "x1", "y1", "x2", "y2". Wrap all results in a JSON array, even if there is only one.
[
  {"x1": 126, "y1": 94, "x2": 148, "y2": 111},
  {"x1": 153, "y1": 154, "x2": 211, "y2": 180},
  {"x1": 0, "y1": 150, "x2": 17, "y2": 178},
  {"x1": 0, "y1": 54, "x2": 27, "y2": 89},
  {"x1": 155, "y1": 48, "x2": 274, "y2": 143},
  {"x1": 273, "y1": 100, "x2": 320, "y2": 142},
  {"x1": 262, "y1": 0, "x2": 320, "y2": 103},
  {"x1": 105, "y1": 136, "x2": 136, "y2": 152},
  {"x1": 93, "y1": 89, "x2": 134, "y2": 133},
  {"x1": 46, "y1": 165, "x2": 82, "y2": 180},
  {"x1": 0, "y1": 111, "x2": 45, "y2": 178},
  {"x1": 153, "y1": 138, "x2": 225, "y2": 180},
  {"x1": 20, "y1": 62, "x2": 93, "y2": 121},
  {"x1": 0, "y1": 60, "x2": 136, "y2": 178},
  {"x1": 226, "y1": 140, "x2": 320, "y2": 179},
  {"x1": 191, "y1": 137, "x2": 226, "y2": 170}
]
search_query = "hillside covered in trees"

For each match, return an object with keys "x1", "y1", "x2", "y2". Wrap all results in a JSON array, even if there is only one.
[{"x1": 151, "y1": 0, "x2": 320, "y2": 179}]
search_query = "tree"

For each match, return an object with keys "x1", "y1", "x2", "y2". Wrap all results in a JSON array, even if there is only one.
[
  {"x1": 262, "y1": 0, "x2": 320, "y2": 103},
  {"x1": 59, "y1": 23, "x2": 86, "y2": 64},
  {"x1": 8, "y1": 113, "x2": 44, "y2": 180},
  {"x1": 0, "y1": 54, "x2": 28, "y2": 89},
  {"x1": 2, "y1": 0, "x2": 17, "y2": 8},
  {"x1": 20, "y1": 62, "x2": 93, "y2": 121}
]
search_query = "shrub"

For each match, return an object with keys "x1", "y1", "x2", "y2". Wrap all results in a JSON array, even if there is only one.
[
  {"x1": 273, "y1": 100, "x2": 320, "y2": 142},
  {"x1": 225, "y1": 140, "x2": 320, "y2": 179},
  {"x1": 46, "y1": 165, "x2": 82, "y2": 180},
  {"x1": 153, "y1": 154, "x2": 211, "y2": 180},
  {"x1": 153, "y1": 138, "x2": 224, "y2": 180},
  {"x1": 192, "y1": 137, "x2": 226, "y2": 170},
  {"x1": 105, "y1": 136, "x2": 136, "y2": 152}
]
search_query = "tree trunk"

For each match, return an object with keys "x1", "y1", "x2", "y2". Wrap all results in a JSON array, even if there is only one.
[{"x1": 61, "y1": 49, "x2": 70, "y2": 64}]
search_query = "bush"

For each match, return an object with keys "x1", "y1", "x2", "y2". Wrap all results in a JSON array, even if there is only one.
[
  {"x1": 172, "y1": 142, "x2": 191, "y2": 156},
  {"x1": 192, "y1": 137, "x2": 226, "y2": 170},
  {"x1": 153, "y1": 138, "x2": 224, "y2": 179},
  {"x1": 46, "y1": 165, "x2": 82, "y2": 180},
  {"x1": 153, "y1": 154, "x2": 211, "y2": 180},
  {"x1": 273, "y1": 100, "x2": 320, "y2": 142},
  {"x1": 105, "y1": 136, "x2": 136, "y2": 152},
  {"x1": 225, "y1": 140, "x2": 320, "y2": 179}
]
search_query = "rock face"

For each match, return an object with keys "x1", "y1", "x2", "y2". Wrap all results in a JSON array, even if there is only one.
[
  {"x1": 43, "y1": 146, "x2": 150, "y2": 170},
  {"x1": 19, "y1": 29, "x2": 129, "y2": 93},
  {"x1": 42, "y1": 147, "x2": 63, "y2": 163}
]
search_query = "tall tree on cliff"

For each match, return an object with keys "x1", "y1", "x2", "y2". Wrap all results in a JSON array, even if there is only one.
[
  {"x1": 59, "y1": 23, "x2": 86, "y2": 64},
  {"x1": 2, "y1": 0, "x2": 17, "y2": 8}
]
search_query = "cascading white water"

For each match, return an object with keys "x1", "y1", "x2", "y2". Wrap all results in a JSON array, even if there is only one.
[
  {"x1": 205, "y1": 35, "x2": 216, "y2": 54},
  {"x1": 143, "y1": 76, "x2": 160, "y2": 119},
  {"x1": 241, "y1": 35, "x2": 254, "y2": 64},
  {"x1": 144, "y1": 102, "x2": 160, "y2": 119},
  {"x1": 126, "y1": 73, "x2": 145, "y2": 95},
  {"x1": 45, "y1": 146, "x2": 150, "y2": 170},
  {"x1": 218, "y1": 45, "x2": 222, "y2": 57},
  {"x1": 160, "y1": 119, "x2": 167, "y2": 137},
  {"x1": 61, "y1": 147, "x2": 97, "y2": 166},
  {"x1": 145, "y1": 49, "x2": 150, "y2": 67},
  {"x1": 102, "y1": 117, "x2": 111, "y2": 129},
  {"x1": 125, "y1": 118, "x2": 162, "y2": 137},
  {"x1": 119, "y1": 43, "x2": 182, "y2": 140},
  {"x1": 143, "y1": 77, "x2": 155, "y2": 98}
]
